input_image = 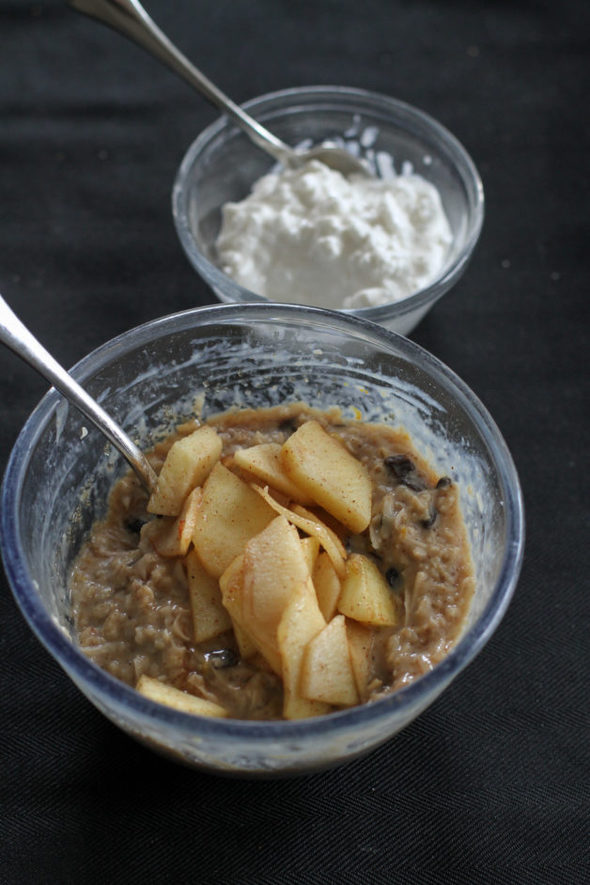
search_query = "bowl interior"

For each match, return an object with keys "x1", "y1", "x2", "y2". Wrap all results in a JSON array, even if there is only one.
[{"x1": 2, "y1": 305, "x2": 521, "y2": 773}]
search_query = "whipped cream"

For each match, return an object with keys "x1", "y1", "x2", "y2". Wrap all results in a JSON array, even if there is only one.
[{"x1": 215, "y1": 158, "x2": 452, "y2": 310}]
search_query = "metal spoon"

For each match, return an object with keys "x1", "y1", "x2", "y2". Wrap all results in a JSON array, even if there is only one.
[
  {"x1": 0, "y1": 294, "x2": 157, "y2": 494},
  {"x1": 68, "y1": 0, "x2": 370, "y2": 177}
]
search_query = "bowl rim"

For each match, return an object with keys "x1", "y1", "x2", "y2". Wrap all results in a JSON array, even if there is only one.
[
  {"x1": 172, "y1": 84, "x2": 485, "y2": 321},
  {"x1": 1, "y1": 302, "x2": 523, "y2": 743}
]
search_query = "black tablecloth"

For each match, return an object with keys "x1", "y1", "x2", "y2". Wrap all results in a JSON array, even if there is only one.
[{"x1": 1, "y1": 1, "x2": 588, "y2": 882}]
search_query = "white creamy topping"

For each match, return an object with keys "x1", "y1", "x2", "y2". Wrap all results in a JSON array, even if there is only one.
[{"x1": 215, "y1": 159, "x2": 452, "y2": 310}]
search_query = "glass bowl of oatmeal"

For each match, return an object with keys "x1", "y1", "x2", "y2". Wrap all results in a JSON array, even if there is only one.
[
  {"x1": 172, "y1": 86, "x2": 484, "y2": 335},
  {"x1": 0, "y1": 303, "x2": 522, "y2": 775}
]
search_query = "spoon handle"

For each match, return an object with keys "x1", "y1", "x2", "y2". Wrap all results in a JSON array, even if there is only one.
[
  {"x1": 0, "y1": 295, "x2": 157, "y2": 494},
  {"x1": 68, "y1": 0, "x2": 292, "y2": 164}
]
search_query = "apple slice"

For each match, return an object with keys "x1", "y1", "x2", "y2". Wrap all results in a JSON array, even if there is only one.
[
  {"x1": 277, "y1": 581, "x2": 330, "y2": 719},
  {"x1": 346, "y1": 619, "x2": 376, "y2": 702},
  {"x1": 192, "y1": 462, "x2": 275, "y2": 577},
  {"x1": 233, "y1": 443, "x2": 311, "y2": 503},
  {"x1": 300, "y1": 536, "x2": 320, "y2": 574},
  {"x1": 219, "y1": 554, "x2": 263, "y2": 664},
  {"x1": 143, "y1": 487, "x2": 202, "y2": 558},
  {"x1": 312, "y1": 552, "x2": 342, "y2": 621},
  {"x1": 185, "y1": 549, "x2": 232, "y2": 643},
  {"x1": 136, "y1": 675, "x2": 227, "y2": 717},
  {"x1": 291, "y1": 505, "x2": 348, "y2": 561},
  {"x1": 280, "y1": 420, "x2": 372, "y2": 533},
  {"x1": 338, "y1": 554, "x2": 400, "y2": 627},
  {"x1": 148, "y1": 425, "x2": 222, "y2": 516},
  {"x1": 300, "y1": 615, "x2": 359, "y2": 707},
  {"x1": 218, "y1": 552, "x2": 244, "y2": 603},
  {"x1": 241, "y1": 515, "x2": 310, "y2": 647},
  {"x1": 252, "y1": 485, "x2": 346, "y2": 578},
  {"x1": 218, "y1": 556, "x2": 283, "y2": 675}
]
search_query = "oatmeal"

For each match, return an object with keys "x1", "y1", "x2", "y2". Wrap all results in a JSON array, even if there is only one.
[{"x1": 69, "y1": 404, "x2": 474, "y2": 720}]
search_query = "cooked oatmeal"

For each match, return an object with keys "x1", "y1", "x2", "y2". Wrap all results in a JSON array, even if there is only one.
[{"x1": 69, "y1": 404, "x2": 474, "y2": 719}]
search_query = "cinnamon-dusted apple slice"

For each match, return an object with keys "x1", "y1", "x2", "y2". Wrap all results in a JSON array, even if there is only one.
[
  {"x1": 185, "y1": 548, "x2": 232, "y2": 643},
  {"x1": 338, "y1": 554, "x2": 400, "y2": 627},
  {"x1": 219, "y1": 556, "x2": 282, "y2": 674},
  {"x1": 290, "y1": 505, "x2": 348, "y2": 559},
  {"x1": 300, "y1": 536, "x2": 320, "y2": 574},
  {"x1": 136, "y1": 675, "x2": 228, "y2": 718},
  {"x1": 241, "y1": 516, "x2": 310, "y2": 646},
  {"x1": 143, "y1": 486, "x2": 202, "y2": 558},
  {"x1": 346, "y1": 620, "x2": 376, "y2": 702},
  {"x1": 312, "y1": 551, "x2": 342, "y2": 621},
  {"x1": 277, "y1": 581, "x2": 330, "y2": 720},
  {"x1": 233, "y1": 443, "x2": 312, "y2": 503},
  {"x1": 148, "y1": 425, "x2": 222, "y2": 516},
  {"x1": 252, "y1": 485, "x2": 346, "y2": 578},
  {"x1": 300, "y1": 615, "x2": 359, "y2": 707},
  {"x1": 192, "y1": 462, "x2": 275, "y2": 577},
  {"x1": 218, "y1": 552, "x2": 244, "y2": 603},
  {"x1": 280, "y1": 420, "x2": 372, "y2": 533},
  {"x1": 219, "y1": 554, "x2": 264, "y2": 664}
]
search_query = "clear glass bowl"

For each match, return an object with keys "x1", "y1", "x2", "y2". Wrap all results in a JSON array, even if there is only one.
[
  {"x1": 0, "y1": 304, "x2": 522, "y2": 775},
  {"x1": 172, "y1": 86, "x2": 484, "y2": 335}
]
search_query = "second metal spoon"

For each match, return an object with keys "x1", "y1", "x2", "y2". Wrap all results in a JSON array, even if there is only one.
[
  {"x1": 68, "y1": 0, "x2": 370, "y2": 178},
  {"x1": 0, "y1": 294, "x2": 157, "y2": 494}
]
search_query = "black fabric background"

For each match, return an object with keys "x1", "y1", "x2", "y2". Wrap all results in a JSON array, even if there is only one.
[{"x1": 1, "y1": 1, "x2": 588, "y2": 882}]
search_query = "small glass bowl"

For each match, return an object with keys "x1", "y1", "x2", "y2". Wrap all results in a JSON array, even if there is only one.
[
  {"x1": 172, "y1": 86, "x2": 484, "y2": 335},
  {"x1": 0, "y1": 304, "x2": 522, "y2": 775}
]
